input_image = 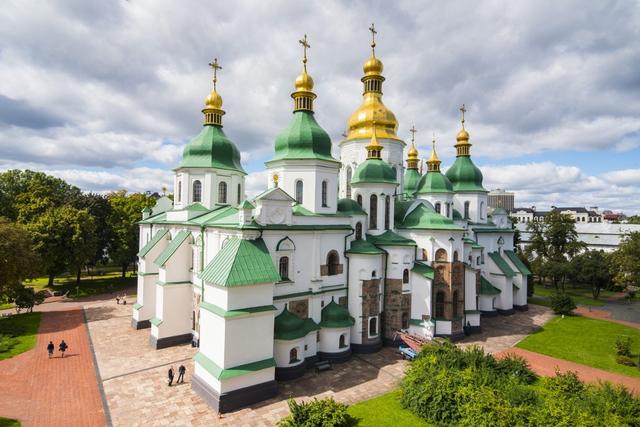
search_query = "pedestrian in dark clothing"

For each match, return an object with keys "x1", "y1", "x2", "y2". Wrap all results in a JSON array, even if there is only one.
[
  {"x1": 59, "y1": 340, "x2": 68, "y2": 358},
  {"x1": 116, "y1": 295, "x2": 120, "y2": 305},
  {"x1": 47, "y1": 341, "x2": 54, "y2": 358},
  {"x1": 177, "y1": 365, "x2": 186, "y2": 383},
  {"x1": 168, "y1": 366, "x2": 175, "y2": 386}
]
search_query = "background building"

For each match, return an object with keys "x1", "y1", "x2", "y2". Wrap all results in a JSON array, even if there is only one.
[{"x1": 488, "y1": 189, "x2": 514, "y2": 212}]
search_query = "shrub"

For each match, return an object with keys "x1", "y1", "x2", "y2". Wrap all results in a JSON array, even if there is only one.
[
  {"x1": 616, "y1": 355, "x2": 636, "y2": 367},
  {"x1": 614, "y1": 336, "x2": 632, "y2": 357},
  {"x1": 496, "y1": 354, "x2": 537, "y2": 385},
  {"x1": 0, "y1": 335, "x2": 18, "y2": 353},
  {"x1": 550, "y1": 292, "x2": 577, "y2": 315},
  {"x1": 277, "y1": 398, "x2": 356, "y2": 427}
]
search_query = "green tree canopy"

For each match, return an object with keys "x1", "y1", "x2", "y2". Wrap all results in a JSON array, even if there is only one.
[
  {"x1": 611, "y1": 231, "x2": 640, "y2": 290},
  {"x1": 568, "y1": 250, "x2": 612, "y2": 298},
  {"x1": 0, "y1": 218, "x2": 40, "y2": 302}
]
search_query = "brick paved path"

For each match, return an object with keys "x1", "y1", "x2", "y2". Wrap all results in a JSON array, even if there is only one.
[
  {"x1": 497, "y1": 347, "x2": 640, "y2": 394},
  {"x1": 575, "y1": 306, "x2": 640, "y2": 329},
  {"x1": 0, "y1": 308, "x2": 107, "y2": 426}
]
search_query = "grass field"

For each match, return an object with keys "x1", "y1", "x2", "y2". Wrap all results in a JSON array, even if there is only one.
[
  {"x1": 347, "y1": 390, "x2": 431, "y2": 427},
  {"x1": 531, "y1": 285, "x2": 614, "y2": 307},
  {"x1": 22, "y1": 271, "x2": 136, "y2": 300},
  {"x1": 0, "y1": 418, "x2": 20, "y2": 427},
  {"x1": 517, "y1": 316, "x2": 640, "y2": 378},
  {"x1": 0, "y1": 312, "x2": 42, "y2": 361}
]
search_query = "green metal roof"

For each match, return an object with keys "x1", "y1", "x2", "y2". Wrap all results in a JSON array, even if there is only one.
[
  {"x1": 366, "y1": 230, "x2": 416, "y2": 246},
  {"x1": 488, "y1": 252, "x2": 517, "y2": 278},
  {"x1": 274, "y1": 306, "x2": 320, "y2": 340},
  {"x1": 412, "y1": 261, "x2": 434, "y2": 280},
  {"x1": 504, "y1": 250, "x2": 532, "y2": 276},
  {"x1": 139, "y1": 212, "x2": 168, "y2": 224},
  {"x1": 179, "y1": 125, "x2": 246, "y2": 174},
  {"x1": 176, "y1": 203, "x2": 208, "y2": 212},
  {"x1": 238, "y1": 200, "x2": 255, "y2": 209},
  {"x1": 396, "y1": 203, "x2": 463, "y2": 231},
  {"x1": 480, "y1": 276, "x2": 501, "y2": 295},
  {"x1": 474, "y1": 228, "x2": 515, "y2": 233},
  {"x1": 452, "y1": 208, "x2": 463, "y2": 221},
  {"x1": 292, "y1": 204, "x2": 350, "y2": 217},
  {"x1": 445, "y1": 156, "x2": 486, "y2": 192},
  {"x1": 337, "y1": 198, "x2": 367, "y2": 216},
  {"x1": 138, "y1": 229, "x2": 169, "y2": 257},
  {"x1": 267, "y1": 110, "x2": 338, "y2": 163},
  {"x1": 403, "y1": 168, "x2": 421, "y2": 197},
  {"x1": 463, "y1": 238, "x2": 483, "y2": 250},
  {"x1": 416, "y1": 170, "x2": 453, "y2": 194},
  {"x1": 199, "y1": 238, "x2": 280, "y2": 286},
  {"x1": 319, "y1": 299, "x2": 355, "y2": 328},
  {"x1": 154, "y1": 230, "x2": 191, "y2": 266},
  {"x1": 345, "y1": 239, "x2": 385, "y2": 255},
  {"x1": 351, "y1": 158, "x2": 398, "y2": 185},
  {"x1": 194, "y1": 352, "x2": 275, "y2": 380}
]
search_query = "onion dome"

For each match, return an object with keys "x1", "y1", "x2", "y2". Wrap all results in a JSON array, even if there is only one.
[
  {"x1": 445, "y1": 105, "x2": 485, "y2": 192},
  {"x1": 319, "y1": 298, "x2": 355, "y2": 328},
  {"x1": 345, "y1": 24, "x2": 400, "y2": 142},
  {"x1": 179, "y1": 59, "x2": 245, "y2": 174},
  {"x1": 395, "y1": 201, "x2": 462, "y2": 231},
  {"x1": 403, "y1": 126, "x2": 421, "y2": 197},
  {"x1": 274, "y1": 305, "x2": 307, "y2": 340},
  {"x1": 351, "y1": 122, "x2": 397, "y2": 186},
  {"x1": 416, "y1": 137, "x2": 453, "y2": 194},
  {"x1": 337, "y1": 198, "x2": 367, "y2": 216},
  {"x1": 267, "y1": 35, "x2": 338, "y2": 164}
]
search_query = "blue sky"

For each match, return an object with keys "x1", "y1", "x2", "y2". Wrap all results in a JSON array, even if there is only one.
[{"x1": 0, "y1": 0, "x2": 638, "y2": 213}]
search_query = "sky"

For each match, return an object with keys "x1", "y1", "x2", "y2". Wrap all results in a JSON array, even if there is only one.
[{"x1": 1, "y1": 0, "x2": 639, "y2": 214}]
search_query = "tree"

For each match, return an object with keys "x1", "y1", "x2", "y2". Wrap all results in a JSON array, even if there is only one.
[
  {"x1": 75, "y1": 193, "x2": 112, "y2": 267},
  {"x1": 107, "y1": 191, "x2": 155, "y2": 278},
  {"x1": 627, "y1": 216, "x2": 640, "y2": 225},
  {"x1": 525, "y1": 212, "x2": 585, "y2": 291},
  {"x1": 12, "y1": 286, "x2": 47, "y2": 313},
  {"x1": 26, "y1": 206, "x2": 96, "y2": 287},
  {"x1": 610, "y1": 232, "x2": 640, "y2": 290},
  {"x1": 568, "y1": 250, "x2": 612, "y2": 299},
  {"x1": 0, "y1": 218, "x2": 40, "y2": 302}
]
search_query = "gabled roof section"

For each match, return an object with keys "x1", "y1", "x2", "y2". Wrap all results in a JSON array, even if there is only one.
[
  {"x1": 504, "y1": 250, "x2": 532, "y2": 276},
  {"x1": 488, "y1": 252, "x2": 517, "y2": 278},
  {"x1": 254, "y1": 187, "x2": 296, "y2": 202},
  {"x1": 337, "y1": 198, "x2": 367, "y2": 216},
  {"x1": 480, "y1": 276, "x2": 501, "y2": 295},
  {"x1": 199, "y1": 238, "x2": 280, "y2": 287},
  {"x1": 177, "y1": 202, "x2": 208, "y2": 212},
  {"x1": 346, "y1": 239, "x2": 385, "y2": 255},
  {"x1": 191, "y1": 206, "x2": 238, "y2": 227},
  {"x1": 412, "y1": 261, "x2": 434, "y2": 280},
  {"x1": 463, "y1": 238, "x2": 483, "y2": 250},
  {"x1": 366, "y1": 230, "x2": 416, "y2": 246},
  {"x1": 154, "y1": 230, "x2": 191, "y2": 267},
  {"x1": 137, "y1": 229, "x2": 169, "y2": 258},
  {"x1": 139, "y1": 212, "x2": 168, "y2": 224},
  {"x1": 396, "y1": 203, "x2": 464, "y2": 231},
  {"x1": 238, "y1": 200, "x2": 255, "y2": 209}
]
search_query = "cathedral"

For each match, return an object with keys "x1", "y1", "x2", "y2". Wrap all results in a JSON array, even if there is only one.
[{"x1": 132, "y1": 28, "x2": 529, "y2": 412}]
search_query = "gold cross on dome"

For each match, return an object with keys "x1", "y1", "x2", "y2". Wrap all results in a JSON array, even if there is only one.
[
  {"x1": 459, "y1": 103, "x2": 467, "y2": 127},
  {"x1": 369, "y1": 23, "x2": 377, "y2": 54},
  {"x1": 299, "y1": 34, "x2": 310, "y2": 71},
  {"x1": 409, "y1": 125, "x2": 417, "y2": 143},
  {"x1": 208, "y1": 58, "x2": 222, "y2": 89}
]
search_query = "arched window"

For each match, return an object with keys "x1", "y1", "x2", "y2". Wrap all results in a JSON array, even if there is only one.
[
  {"x1": 402, "y1": 268, "x2": 409, "y2": 284},
  {"x1": 218, "y1": 182, "x2": 227, "y2": 204},
  {"x1": 295, "y1": 180, "x2": 303, "y2": 204},
  {"x1": 289, "y1": 347, "x2": 298, "y2": 363},
  {"x1": 192, "y1": 180, "x2": 202, "y2": 203},
  {"x1": 177, "y1": 181, "x2": 182, "y2": 202},
  {"x1": 435, "y1": 248, "x2": 448, "y2": 262},
  {"x1": 435, "y1": 291, "x2": 445, "y2": 318},
  {"x1": 384, "y1": 196, "x2": 390, "y2": 229},
  {"x1": 369, "y1": 317, "x2": 378, "y2": 336},
  {"x1": 446, "y1": 203, "x2": 450, "y2": 218},
  {"x1": 435, "y1": 202, "x2": 441, "y2": 214},
  {"x1": 453, "y1": 251, "x2": 459, "y2": 262},
  {"x1": 480, "y1": 201, "x2": 485, "y2": 219},
  {"x1": 279, "y1": 256, "x2": 289, "y2": 281},
  {"x1": 453, "y1": 290, "x2": 459, "y2": 317},
  {"x1": 371, "y1": 270, "x2": 376, "y2": 278},
  {"x1": 355, "y1": 222, "x2": 362, "y2": 240},
  {"x1": 369, "y1": 194, "x2": 378, "y2": 229},
  {"x1": 339, "y1": 334, "x2": 347, "y2": 348},
  {"x1": 356, "y1": 194, "x2": 362, "y2": 206},
  {"x1": 401, "y1": 312, "x2": 409, "y2": 329},
  {"x1": 464, "y1": 201, "x2": 470, "y2": 219},
  {"x1": 327, "y1": 251, "x2": 340, "y2": 276},
  {"x1": 321, "y1": 180, "x2": 328, "y2": 207},
  {"x1": 346, "y1": 167, "x2": 352, "y2": 198},
  {"x1": 391, "y1": 166, "x2": 397, "y2": 178},
  {"x1": 237, "y1": 184, "x2": 241, "y2": 205}
]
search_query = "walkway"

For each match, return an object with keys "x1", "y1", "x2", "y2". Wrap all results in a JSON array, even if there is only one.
[
  {"x1": 497, "y1": 347, "x2": 640, "y2": 394},
  {"x1": 0, "y1": 308, "x2": 107, "y2": 426},
  {"x1": 575, "y1": 306, "x2": 640, "y2": 330}
]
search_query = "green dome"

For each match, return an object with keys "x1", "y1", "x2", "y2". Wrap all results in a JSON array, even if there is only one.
[
  {"x1": 396, "y1": 201, "x2": 463, "y2": 231},
  {"x1": 416, "y1": 170, "x2": 453, "y2": 194},
  {"x1": 179, "y1": 125, "x2": 245, "y2": 174},
  {"x1": 337, "y1": 198, "x2": 367, "y2": 216},
  {"x1": 269, "y1": 111, "x2": 337, "y2": 162},
  {"x1": 274, "y1": 305, "x2": 306, "y2": 340},
  {"x1": 403, "y1": 168, "x2": 421, "y2": 198},
  {"x1": 445, "y1": 156, "x2": 485, "y2": 192},
  {"x1": 351, "y1": 159, "x2": 397, "y2": 186},
  {"x1": 320, "y1": 299, "x2": 355, "y2": 328}
]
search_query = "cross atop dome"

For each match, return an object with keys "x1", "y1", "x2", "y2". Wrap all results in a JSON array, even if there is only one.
[
  {"x1": 299, "y1": 34, "x2": 310, "y2": 72},
  {"x1": 369, "y1": 23, "x2": 377, "y2": 55},
  {"x1": 208, "y1": 58, "x2": 222, "y2": 90}
]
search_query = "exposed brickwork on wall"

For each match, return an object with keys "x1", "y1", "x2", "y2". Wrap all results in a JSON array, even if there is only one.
[
  {"x1": 289, "y1": 299, "x2": 308, "y2": 319},
  {"x1": 432, "y1": 261, "x2": 466, "y2": 336},
  {"x1": 338, "y1": 296, "x2": 348, "y2": 307},
  {"x1": 382, "y1": 278, "x2": 411, "y2": 340},
  {"x1": 360, "y1": 279, "x2": 381, "y2": 341}
]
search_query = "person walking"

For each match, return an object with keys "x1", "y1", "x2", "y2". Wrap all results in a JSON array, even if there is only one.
[
  {"x1": 47, "y1": 341, "x2": 54, "y2": 358},
  {"x1": 59, "y1": 340, "x2": 68, "y2": 358},
  {"x1": 177, "y1": 365, "x2": 186, "y2": 383},
  {"x1": 116, "y1": 295, "x2": 120, "y2": 305},
  {"x1": 167, "y1": 366, "x2": 175, "y2": 387}
]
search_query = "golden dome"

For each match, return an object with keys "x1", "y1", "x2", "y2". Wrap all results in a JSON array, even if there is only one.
[
  {"x1": 204, "y1": 89, "x2": 223, "y2": 110},
  {"x1": 408, "y1": 143, "x2": 418, "y2": 158},
  {"x1": 363, "y1": 55, "x2": 383, "y2": 76},
  {"x1": 456, "y1": 128, "x2": 469, "y2": 143},
  {"x1": 294, "y1": 71, "x2": 314, "y2": 92},
  {"x1": 346, "y1": 93, "x2": 399, "y2": 141},
  {"x1": 428, "y1": 141, "x2": 440, "y2": 163}
]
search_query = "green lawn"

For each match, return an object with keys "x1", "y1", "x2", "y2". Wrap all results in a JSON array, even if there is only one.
[
  {"x1": 531, "y1": 285, "x2": 620, "y2": 307},
  {"x1": 0, "y1": 418, "x2": 20, "y2": 427},
  {"x1": 348, "y1": 390, "x2": 431, "y2": 427},
  {"x1": 22, "y1": 273, "x2": 136, "y2": 299},
  {"x1": 517, "y1": 316, "x2": 640, "y2": 378},
  {"x1": 0, "y1": 312, "x2": 42, "y2": 361}
]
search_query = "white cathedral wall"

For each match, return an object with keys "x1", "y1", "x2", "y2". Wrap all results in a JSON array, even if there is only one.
[
  {"x1": 152, "y1": 282, "x2": 193, "y2": 339},
  {"x1": 386, "y1": 247, "x2": 415, "y2": 282},
  {"x1": 410, "y1": 274, "x2": 432, "y2": 321},
  {"x1": 453, "y1": 192, "x2": 488, "y2": 224},
  {"x1": 206, "y1": 283, "x2": 273, "y2": 311},
  {"x1": 351, "y1": 183, "x2": 398, "y2": 235},
  {"x1": 274, "y1": 338, "x2": 305, "y2": 368},
  {"x1": 464, "y1": 268, "x2": 479, "y2": 312},
  {"x1": 134, "y1": 274, "x2": 157, "y2": 322},
  {"x1": 347, "y1": 253, "x2": 384, "y2": 345},
  {"x1": 491, "y1": 275, "x2": 513, "y2": 310},
  {"x1": 400, "y1": 230, "x2": 464, "y2": 263},
  {"x1": 219, "y1": 368, "x2": 276, "y2": 394},
  {"x1": 198, "y1": 307, "x2": 226, "y2": 367},
  {"x1": 475, "y1": 232, "x2": 515, "y2": 254},
  {"x1": 478, "y1": 295, "x2": 496, "y2": 312},
  {"x1": 224, "y1": 313, "x2": 274, "y2": 368},
  {"x1": 304, "y1": 332, "x2": 318, "y2": 359},
  {"x1": 319, "y1": 327, "x2": 350, "y2": 353},
  {"x1": 416, "y1": 194, "x2": 454, "y2": 219}
]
